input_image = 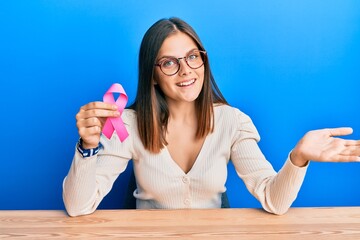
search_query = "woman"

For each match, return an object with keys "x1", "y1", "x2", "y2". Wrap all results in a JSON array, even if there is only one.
[{"x1": 63, "y1": 17, "x2": 360, "y2": 217}]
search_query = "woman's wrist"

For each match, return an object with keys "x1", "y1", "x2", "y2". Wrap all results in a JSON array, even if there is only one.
[
  {"x1": 81, "y1": 142, "x2": 99, "y2": 149},
  {"x1": 290, "y1": 148, "x2": 309, "y2": 167},
  {"x1": 77, "y1": 138, "x2": 101, "y2": 158}
]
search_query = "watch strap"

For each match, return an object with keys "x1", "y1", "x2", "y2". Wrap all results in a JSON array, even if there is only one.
[{"x1": 76, "y1": 138, "x2": 101, "y2": 158}]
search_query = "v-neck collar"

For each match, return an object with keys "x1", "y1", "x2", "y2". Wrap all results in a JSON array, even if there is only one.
[{"x1": 162, "y1": 133, "x2": 211, "y2": 175}]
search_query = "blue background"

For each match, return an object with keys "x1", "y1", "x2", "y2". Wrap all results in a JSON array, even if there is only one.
[{"x1": 1, "y1": 1, "x2": 359, "y2": 210}]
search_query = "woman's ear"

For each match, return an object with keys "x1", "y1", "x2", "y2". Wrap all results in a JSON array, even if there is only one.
[{"x1": 152, "y1": 77, "x2": 158, "y2": 85}]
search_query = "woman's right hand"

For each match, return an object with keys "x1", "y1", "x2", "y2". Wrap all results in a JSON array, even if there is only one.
[{"x1": 75, "y1": 102, "x2": 120, "y2": 149}]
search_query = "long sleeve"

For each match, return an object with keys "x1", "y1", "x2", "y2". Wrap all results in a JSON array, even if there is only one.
[
  {"x1": 63, "y1": 106, "x2": 308, "y2": 214},
  {"x1": 63, "y1": 111, "x2": 135, "y2": 217},
  {"x1": 230, "y1": 109, "x2": 308, "y2": 215}
]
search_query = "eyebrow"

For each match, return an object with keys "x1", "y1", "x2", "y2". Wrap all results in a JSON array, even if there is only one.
[{"x1": 157, "y1": 48, "x2": 199, "y2": 62}]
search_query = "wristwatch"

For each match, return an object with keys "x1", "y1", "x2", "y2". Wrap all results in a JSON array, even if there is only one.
[{"x1": 76, "y1": 138, "x2": 101, "y2": 158}]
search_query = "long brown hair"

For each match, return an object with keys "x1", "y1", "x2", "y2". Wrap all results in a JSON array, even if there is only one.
[{"x1": 129, "y1": 17, "x2": 227, "y2": 153}]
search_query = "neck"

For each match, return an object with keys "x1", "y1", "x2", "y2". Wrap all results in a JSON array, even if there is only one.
[{"x1": 167, "y1": 101, "x2": 197, "y2": 124}]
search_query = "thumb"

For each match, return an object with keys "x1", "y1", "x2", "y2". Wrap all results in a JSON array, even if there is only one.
[{"x1": 328, "y1": 127, "x2": 353, "y2": 137}]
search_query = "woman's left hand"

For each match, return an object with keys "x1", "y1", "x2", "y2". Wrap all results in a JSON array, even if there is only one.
[{"x1": 290, "y1": 127, "x2": 360, "y2": 167}]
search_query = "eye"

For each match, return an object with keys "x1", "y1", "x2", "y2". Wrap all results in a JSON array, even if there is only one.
[
  {"x1": 161, "y1": 58, "x2": 177, "y2": 68},
  {"x1": 187, "y1": 52, "x2": 200, "y2": 61}
]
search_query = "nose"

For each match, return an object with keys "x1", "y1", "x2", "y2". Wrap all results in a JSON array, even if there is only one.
[{"x1": 177, "y1": 57, "x2": 192, "y2": 76}]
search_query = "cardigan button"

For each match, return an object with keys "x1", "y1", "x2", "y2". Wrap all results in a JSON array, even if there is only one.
[
  {"x1": 182, "y1": 176, "x2": 189, "y2": 184},
  {"x1": 184, "y1": 198, "x2": 191, "y2": 206}
]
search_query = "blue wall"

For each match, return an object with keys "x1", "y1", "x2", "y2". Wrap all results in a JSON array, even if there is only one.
[{"x1": 1, "y1": 1, "x2": 359, "y2": 210}]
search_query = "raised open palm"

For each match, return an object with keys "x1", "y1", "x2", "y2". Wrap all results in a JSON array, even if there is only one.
[{"x1": 291, "y1": 127, "x2": 360, "y2": 167}]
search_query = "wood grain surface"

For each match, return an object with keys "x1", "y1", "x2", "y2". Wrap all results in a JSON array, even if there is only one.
[{"x1": 1, "y1": 207, "x2": 359, "y2": 239}]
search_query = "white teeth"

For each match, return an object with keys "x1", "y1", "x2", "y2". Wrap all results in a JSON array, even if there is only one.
[{"x1": 177, "y1": 79, "x2": 195, "y2": 87}]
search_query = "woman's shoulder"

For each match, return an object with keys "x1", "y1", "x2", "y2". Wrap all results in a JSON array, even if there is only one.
[
  {"x1": 214, "y1": 104, "x2": 249, "y2": 119},
  {"x1": 213, "y1": 104, "x2": 260, "y2": 140},
  {"x1": 214, "y1": 104, "x2": 256, "y2": 129}
]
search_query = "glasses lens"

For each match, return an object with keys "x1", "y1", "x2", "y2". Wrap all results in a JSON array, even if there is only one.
[
  {"x1": 186, "y1": 51, "x2": 205, "y2": 69},
  {"x1": 160, "y1": 57, "x2": 179, "y2": 75}
]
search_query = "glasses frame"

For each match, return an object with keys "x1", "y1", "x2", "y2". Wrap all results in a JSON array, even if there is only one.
[{"x1": 154, "y1": 50, "x2": 207, "y2": 76}]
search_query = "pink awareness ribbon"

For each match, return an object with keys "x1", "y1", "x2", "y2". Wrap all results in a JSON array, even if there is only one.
[{"x1": 102, "y1": 83, "x2": 129, "y2": 142}]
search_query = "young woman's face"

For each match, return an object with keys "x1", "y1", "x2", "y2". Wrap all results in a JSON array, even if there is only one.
[{"x1": 154, "y1": 32, "x2": 205, "y2": 105}]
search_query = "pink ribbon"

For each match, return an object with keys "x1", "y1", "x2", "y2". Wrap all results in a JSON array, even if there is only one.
[{"x1": 102, "y1": 83, "x2": 129, "y2": 142}]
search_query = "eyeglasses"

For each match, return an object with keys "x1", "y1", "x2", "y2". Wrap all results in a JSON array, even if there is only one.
[{"x1": 155, "y1": 50, "x2": 207, "y2": 76}]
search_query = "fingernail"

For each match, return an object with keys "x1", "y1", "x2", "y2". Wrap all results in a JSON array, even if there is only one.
[{"x1": 113, "y1": 105, "x2": 118, "y2": 110}]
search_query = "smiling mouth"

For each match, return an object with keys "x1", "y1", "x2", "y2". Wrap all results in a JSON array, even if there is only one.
[{"x1": 176, "y1": 79, "x2": 196, "y2": 87}]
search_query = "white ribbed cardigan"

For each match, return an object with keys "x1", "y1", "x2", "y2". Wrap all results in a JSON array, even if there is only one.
[{"x1": 63, "y1": 105, "x2": 307, "y2": 217}]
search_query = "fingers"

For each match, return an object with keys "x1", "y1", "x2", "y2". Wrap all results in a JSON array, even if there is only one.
[
  {"x1": 326, "y1": 130, "x2": 360, "y2": 162},
  {"x1": 326, "y1": 141, "x2": 360, "y2": 162},
  {"x1": 334, "y1": 155, "x2": 360, "y2": 162},
  {"x1": 78, "y1": 125, "x2": 102, "y2": 138},
  {"x1": 328, "y1": 127, "x2": 353, "y2": 137},
  {"x1": 339, "y1": 145, "x2": 360, "y2": 157},
  {"x1": 75, "y1": 101, "x2": 120, "y2": 148},
  {"x1": 78, "y1": 109, "x2": 120, "y2": 120},
  {"x1": 344, "y1": 139, "x2": 360, "y2": 147},
  {"x1": 76, "y1": 117, "x2": 102, "y2": 129},
  {"x1": 80, "y1": 101, "x2": 118, "y2": 111},
  {"x1": 76, "y1": 102, "x2": 120, "y2": 122}
]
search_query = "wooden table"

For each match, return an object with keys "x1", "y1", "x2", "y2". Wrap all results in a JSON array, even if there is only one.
[{"x1": 0, "y1": 207, "x2": 359, "y2": 239}]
